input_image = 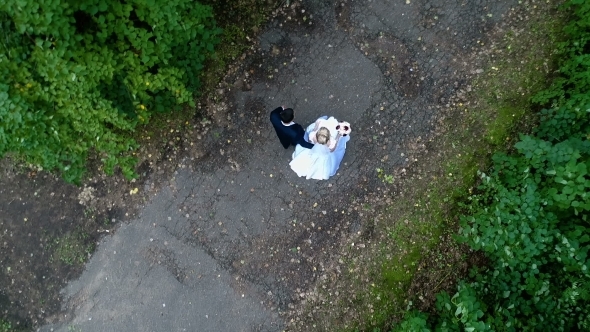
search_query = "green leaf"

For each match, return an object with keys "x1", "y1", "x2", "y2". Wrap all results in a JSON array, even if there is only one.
[{"x1": 88, "y1": 5, "x2": 98, "y2": 15}]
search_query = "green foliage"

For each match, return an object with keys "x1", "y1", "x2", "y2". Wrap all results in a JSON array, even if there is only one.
[
  {"x1": 50, "y1": 230, "x2": 95, "y2": 266},
  {"x1": 376, "y1": 168, "x2": 395, "y2": 184},
  {"x1": 395, "y1": 1, "x2": 590, "y2": 331},
  {"x1": 433, "y1": 285, "x2": 492, "y2": 332},
  {"x1": 0, "y1": 0, "x2": 220, "y2": 183},
  {"x1": 392, "y1": 311, "x2": 431, "y2": 332},
  {"x1": 0, "y1": 320, "x2": 11, "y2": 332},
  {"x1": 450, "y1": 123, "x2": 590, "y2": 330},
  {"x1": 532, "y1": 0, "x2": 590, "y2": 109},
  {"x1": 0, "y1": 319, "x2": 26, "y2": 332}
]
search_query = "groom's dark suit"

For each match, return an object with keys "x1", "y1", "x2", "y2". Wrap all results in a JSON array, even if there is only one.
[{"x1": 270, "y1": 107, "x2": 314, "y2": 149}]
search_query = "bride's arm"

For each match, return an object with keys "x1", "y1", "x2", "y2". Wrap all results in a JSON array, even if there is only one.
[
  {"x1": 329, "y1": 133, "x2": 341, "y2": 152},
  {"x1": 312, "y1": 119, "x2": 322, "y2": 132}
]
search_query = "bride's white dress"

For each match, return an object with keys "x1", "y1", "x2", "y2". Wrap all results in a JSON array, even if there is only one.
[{"x1": 290, "y1": 116, "x2": 350, "y2": 180}]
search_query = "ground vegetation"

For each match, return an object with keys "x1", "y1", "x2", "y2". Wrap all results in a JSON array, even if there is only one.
[{"x1": 394, "y1": 1, "x2": 589, "y2": 330}]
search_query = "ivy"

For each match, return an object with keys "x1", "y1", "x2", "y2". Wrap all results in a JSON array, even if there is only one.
[{"x1": 0, "y1": 0, "x2": 220, "y2": 183}]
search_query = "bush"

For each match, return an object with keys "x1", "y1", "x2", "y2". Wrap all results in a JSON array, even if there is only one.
[
  {"x1": 0, "y1": 0, "x2": 220, "y2": 183},
  {"x1": 395, "y1": 1, "x2": 590, "y2": 330},
  {"x1": 392, "y1": 311, "x2": 431, "y2": 332},
  {"x1": 453, "y1": 129, "x2": 590, "y2": 330}
]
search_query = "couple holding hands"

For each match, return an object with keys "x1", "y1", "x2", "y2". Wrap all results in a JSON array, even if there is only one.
[{"x1": 270, "y1": 106, "x2": 351, "y2": 180}]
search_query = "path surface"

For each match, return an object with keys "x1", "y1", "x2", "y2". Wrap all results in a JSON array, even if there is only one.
[{"x1": 39, "y1": 0, "x2": 516, "y2": 331}]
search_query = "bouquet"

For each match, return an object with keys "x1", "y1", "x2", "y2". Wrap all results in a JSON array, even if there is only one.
[{"x1": 336, "y1": 121, "x2": 351, "y2": 136}]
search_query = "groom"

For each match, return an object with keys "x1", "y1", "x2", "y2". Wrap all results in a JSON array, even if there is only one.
[{"x1": 270, "y1": 106, "x2": 314, "y2": 149}]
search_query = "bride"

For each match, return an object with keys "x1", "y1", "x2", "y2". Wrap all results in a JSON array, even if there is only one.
[{"x1": 290, "y1": 116, "x2": 350, "y2": 180}]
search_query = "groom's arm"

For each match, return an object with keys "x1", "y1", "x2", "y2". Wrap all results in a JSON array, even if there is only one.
[
  {"x1": 296, "y1": 135, "x2": 314, "y2": 149},
  {"x1": 291, "y1": 124, "x2": 314, "y2": 149},
  {"x1": 269, "y1": 106, "x2": 283, "y2": 125}
]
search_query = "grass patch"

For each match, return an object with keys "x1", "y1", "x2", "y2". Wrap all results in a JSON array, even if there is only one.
[
  {"x1": 472, "y1": 17, "x2": 563, "y2": 147},
  {"x1": 50, "y1": 230, "x2": 95, "y2": 266},
  {"x1": 0, "y1": 320, "x2": 11, "y2": 332},
  {"x1": 0, "y1": 318, "x2": 27, "y2": 332},
  {"x1": 330, "y1": 193, "x2": 457, "y2": 331}
]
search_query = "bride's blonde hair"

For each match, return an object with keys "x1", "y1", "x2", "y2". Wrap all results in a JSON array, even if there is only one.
[{"x1": 316, "y1": 127, "x2": 330, "y2": 145}]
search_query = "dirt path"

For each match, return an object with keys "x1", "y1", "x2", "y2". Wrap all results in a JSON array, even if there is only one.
[{"x1": 1, "y1": 0, "x2": 521, "y2": 331}]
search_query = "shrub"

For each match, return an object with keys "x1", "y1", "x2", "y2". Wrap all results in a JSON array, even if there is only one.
[
  {"x1": 395, "y1": 0, "x2": 590, "y2": 330},
  {"x1": 454, "y1": 129, "x2": 590, "y2": 330},
  {"x1": 0, "y1": 0, "x2": 220, "y2": 183},
  {"x1": 391, "y1": 311, "x2": 431, "y2": 332}
]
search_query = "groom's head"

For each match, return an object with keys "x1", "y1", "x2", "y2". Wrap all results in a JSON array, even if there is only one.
[{"x1": 280, "y1": 108, "x2": 294, "y2": 124}]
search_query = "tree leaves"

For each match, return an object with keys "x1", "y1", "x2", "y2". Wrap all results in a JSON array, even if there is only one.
[{"x1": 0, "y1": 0, "x2": 220, "y2": 183}]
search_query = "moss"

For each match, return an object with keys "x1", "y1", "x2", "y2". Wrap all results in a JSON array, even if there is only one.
[
  {"x1": 382, "y1": 248, "x2": 421, "y2": 289},
  {"x1": 474, "y1": 17, "x2": 565, "y2": 147}
]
